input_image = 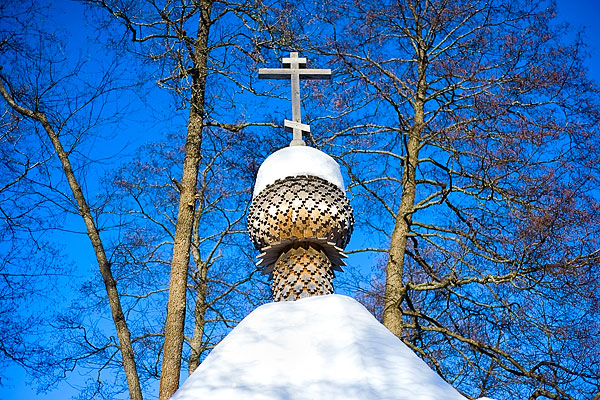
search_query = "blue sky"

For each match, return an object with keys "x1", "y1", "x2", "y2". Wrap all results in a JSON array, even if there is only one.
[
  {"x1": 558, "y1": 0, "x2": 600, "y2": 73},
  {"x1": 1, "y1": 0, "x2": 600, "y2": 398}
]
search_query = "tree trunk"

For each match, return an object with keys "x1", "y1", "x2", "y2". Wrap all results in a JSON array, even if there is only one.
[
  {"x1": 187, "y1": 260, "x2": 208, "y2": 374},
  {"x1": 0, "y1": 80, "x2": 143, "y2": 400},
  {"x1": 382, "y1": 122, "x2": 421, "y2": 337},
  {"x1": 158, "y1": 2, "x2": 211, "y2": 398},
  {"x1": 383, "y1": 40, "x2": 427, "y2": 338}
]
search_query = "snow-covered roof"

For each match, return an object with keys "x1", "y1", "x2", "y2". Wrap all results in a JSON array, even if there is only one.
[
  {"x1": 171, "y1": 294, "x2": 469, "y2": 400},
  {"x1": 253, "y1": 146, "x2": 344, "y2": 198}
]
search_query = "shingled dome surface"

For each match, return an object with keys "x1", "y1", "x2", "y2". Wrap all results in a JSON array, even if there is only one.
[{"x1": 248, "y1": 175, "x2": 353, "y2": 256}]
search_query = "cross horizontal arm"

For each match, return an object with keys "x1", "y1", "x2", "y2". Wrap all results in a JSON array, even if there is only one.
[
  {"x1": 281, "y1": 56, "x2": 307, "y2": 65},
  {"x1": 258, "y1": 68, "x2": 332, "y2": 80}
]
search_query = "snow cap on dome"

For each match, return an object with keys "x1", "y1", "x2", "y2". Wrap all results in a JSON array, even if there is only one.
[{"x1": 253, "y1": 146, "x2": 344, "y2": 198}]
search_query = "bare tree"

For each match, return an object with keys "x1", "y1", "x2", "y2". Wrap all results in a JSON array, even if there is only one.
[
  {"x1": 85, "y1": 0, "x2": 281, "y2": 397},
  {"x1": 294, "y1": 0, "x2": 600, "y2": 398},
  {"x1": 0, "y1": 94, "x2": 68, "y2": 384},
  {"x1": 1, "y1": 0, "x2": 283, "y2": 396},
  {"x1": 0, "y1": 0, "x2": 153, "y2": 396},
  {"x1": 0, "y1": 69, "x2": 145, "y2": 399},
  {"x1": 98, "y1": 125, "x2": 270, "y2": 382}
]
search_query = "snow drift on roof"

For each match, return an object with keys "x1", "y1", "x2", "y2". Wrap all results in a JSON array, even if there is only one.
[{"x1": 172, "y1": 294, "x2": 468, "y2": 400}]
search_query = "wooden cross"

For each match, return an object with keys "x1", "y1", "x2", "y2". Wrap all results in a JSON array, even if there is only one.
[{"x1": 259, "y1": 52, "x2": 331, "y2": 146}]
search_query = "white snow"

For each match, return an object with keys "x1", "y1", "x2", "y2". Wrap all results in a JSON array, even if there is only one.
[
  {"x1": 172, "y1": 294, "x2": 468, "y2": 400},
  {"x1": 253, "y1": 146, "x2": 345, "y2": 198}
]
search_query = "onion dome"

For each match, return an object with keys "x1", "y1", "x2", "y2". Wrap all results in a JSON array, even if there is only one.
[
  {"x1": 248, "y1": 52, "x2": 353, "y2": 301},
  {"x1": 248, "y1": 174, "x2": 353, "y2": 276},
  {"x1": 247, "y1": 146, "x2": 354, "y2": 301}
]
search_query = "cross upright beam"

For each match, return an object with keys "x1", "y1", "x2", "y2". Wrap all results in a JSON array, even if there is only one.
[{"x1": 259, "y1": 52, "x2": 331, "y2": 146}]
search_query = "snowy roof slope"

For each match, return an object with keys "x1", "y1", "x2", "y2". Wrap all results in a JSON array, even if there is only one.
[
  {"x1": 172, "y1": 294, "x2": 468, "y2": 400},
  {"x1": 253, "y1": 146, "x2": 344, "y2": 198}
]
